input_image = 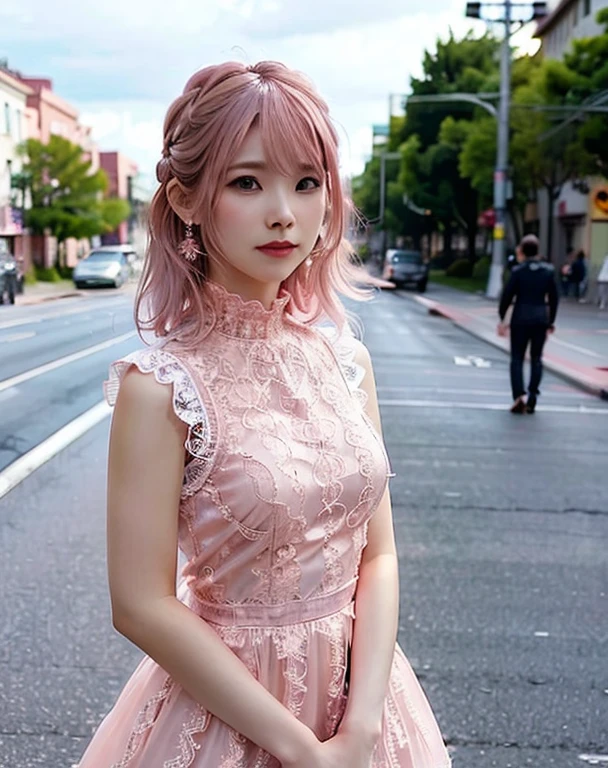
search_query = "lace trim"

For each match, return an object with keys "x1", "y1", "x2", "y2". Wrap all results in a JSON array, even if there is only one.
[
  {"x1": 315, "y1": 325, "x2": 367, "y2": 407},
  {"x1": 163, "y1": 706, "x2": 210, "y2": 768},
  {"x1": 110, "y1": 676, "x2": 174, "y2": 768},
  {"x1": 104, "y1": 347, "x2": 216, "y2": 496}
]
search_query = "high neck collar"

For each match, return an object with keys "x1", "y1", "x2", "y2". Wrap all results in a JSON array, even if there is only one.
[{"x1": 203, "y1": 280, "x2": 291, "y2": 339}]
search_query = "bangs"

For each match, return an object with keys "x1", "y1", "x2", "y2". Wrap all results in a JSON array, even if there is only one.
[{"x1": 257, "y1": 86, "x2": 330, "y2": 178}]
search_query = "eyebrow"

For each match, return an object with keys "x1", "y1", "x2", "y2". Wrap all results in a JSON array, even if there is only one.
[{"x1": 227, "y1": 161, "x2": 319, "y2": 173}]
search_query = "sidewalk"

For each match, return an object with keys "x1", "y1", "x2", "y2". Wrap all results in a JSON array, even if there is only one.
[
  {"x1": 411, "y1": 281, "x2": 608, "y2": 400},
  {"x1": 14, "y1": 280, "x2": 82, "y2": 306}
]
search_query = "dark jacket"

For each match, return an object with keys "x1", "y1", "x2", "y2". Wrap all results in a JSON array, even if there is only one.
[{"x1": 499, "y1": 260, "x2": 559, "y2": 327}]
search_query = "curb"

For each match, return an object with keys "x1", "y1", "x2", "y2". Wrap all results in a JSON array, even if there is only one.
[
  {"x1": 412, "y1": 295, "x2": 608, "y2": 401},
  {"x1": 15, "y1": 291, "x2": 83, "y2": 307}
]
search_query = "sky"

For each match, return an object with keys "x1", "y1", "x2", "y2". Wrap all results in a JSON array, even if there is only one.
[{"x1": 0, "y1": 0, "x2": 543, "y2": 195}]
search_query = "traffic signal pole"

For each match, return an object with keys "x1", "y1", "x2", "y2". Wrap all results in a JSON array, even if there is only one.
[{"x1": 488, "y1": 0, "x2": 512, "y2": 299}]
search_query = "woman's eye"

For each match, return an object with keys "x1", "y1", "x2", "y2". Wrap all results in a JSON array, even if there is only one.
[
  {"x1": 231, "y1": 176, "x2": 260, "y2": 191},
  {"x1": 296, "y1": 177, "x2": 321, "y2": 191}
]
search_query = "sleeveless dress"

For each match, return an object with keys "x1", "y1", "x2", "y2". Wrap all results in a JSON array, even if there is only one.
[{"x1": 77, "y1": 281, "x2": 451, "y2": 768}]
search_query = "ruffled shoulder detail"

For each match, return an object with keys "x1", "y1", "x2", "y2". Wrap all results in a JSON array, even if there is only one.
[
  {"x1": 316, "y1": 325, "x2": 368, "y2": 408},
  {"x1": 104, "y1": 346, "x2": 216, "y2": 496}
]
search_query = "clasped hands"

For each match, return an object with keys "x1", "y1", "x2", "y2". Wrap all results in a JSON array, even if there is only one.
[{"x1": 282, "y1": 725, "x2": 379, "y2": 768}]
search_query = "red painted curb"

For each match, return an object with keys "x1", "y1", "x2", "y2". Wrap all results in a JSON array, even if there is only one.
[{"x1": 413, "y1": 295, "x2": 608, "y2": 400}]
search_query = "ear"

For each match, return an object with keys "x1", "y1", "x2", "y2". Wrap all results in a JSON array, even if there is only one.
[{"x1": 166, "y1": 179, "x2": 201, "y2": 225}]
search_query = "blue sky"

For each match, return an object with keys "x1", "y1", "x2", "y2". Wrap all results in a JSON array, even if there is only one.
[{"x1": 0, "y1": 0, "x2": 541, "y2": 194}]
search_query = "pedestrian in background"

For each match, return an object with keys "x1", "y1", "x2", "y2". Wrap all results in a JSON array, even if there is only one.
[
  {"x1": 598, "y1": 254, "x2": 608, "y2": 310},
  {"x1": 497, "y1": 234, "x2": 559, "y2": 414},
  {"x1": 76, "y1": 60, "x2": 451, "y2": 768},
  {"x1": 570, "y1": 249, "x2": 587, "y2": 301},
  {"x1": 560, "y1": 248, "x2": 574, "y2": 296}
]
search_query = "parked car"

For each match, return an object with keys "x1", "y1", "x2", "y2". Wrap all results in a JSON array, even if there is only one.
[
  {"x1": 382, "y1": 249, "x2": 429, "y2": 292},
  {"x1": 73, "y1": 246, "x2": 134, "y2": 289}
]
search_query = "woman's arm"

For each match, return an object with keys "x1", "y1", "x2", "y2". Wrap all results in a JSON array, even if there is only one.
[
  {"x1": 106, "y1": 368, "x2": 317, "y2": 765},
  {"x1": 337, "y1": 342, "x2": 400, "y2": 745}
]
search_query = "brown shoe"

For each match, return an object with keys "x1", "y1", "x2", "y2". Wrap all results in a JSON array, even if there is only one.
[{"x1": 510, "y1": 396, "x2": 526, "y2": 414}]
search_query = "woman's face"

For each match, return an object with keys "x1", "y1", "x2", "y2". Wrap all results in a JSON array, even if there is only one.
[{"x1": 207, "y1": 125, "x2": 327, "y2": 304}]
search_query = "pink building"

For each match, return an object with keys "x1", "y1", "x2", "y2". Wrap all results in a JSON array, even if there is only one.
[{"x1": 99, "y1": 151, "x2": 139, "y2": 245}]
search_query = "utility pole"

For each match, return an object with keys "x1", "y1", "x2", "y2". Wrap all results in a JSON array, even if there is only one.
[{"x1": 465, "y1": 1, "x2": 547, "y2": 298}]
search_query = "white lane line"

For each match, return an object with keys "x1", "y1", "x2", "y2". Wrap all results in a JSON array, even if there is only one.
[
  {"x1": 551, "y1": 337, "x2": 603, "y2": 359},
  {"x1": 0, "y1": 330, "x2": 137, "y2": 393},
  {"x1": 0, "y1": 331, "x2": 36, "y2": 343},
  {"x1": 378, "y1": 398, "x2": 608, "y2": 414},
  {"x1": 377, "y1": 386, "x2": 585, "y2": 399},
  {"x1": 0, "y1": 298, "x2": 129, "y2": 331},
  {"x1": 0, "y1": 400, "x2": 111, "y2": 500}
]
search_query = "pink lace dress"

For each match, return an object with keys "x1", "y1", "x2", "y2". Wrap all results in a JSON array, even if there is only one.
[{"x1": 77, "y1": 282, "x2": 451, "y2": 768}]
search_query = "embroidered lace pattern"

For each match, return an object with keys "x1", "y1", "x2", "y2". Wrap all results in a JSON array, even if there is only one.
[
  {"x1": 163, "y1": 706, "x2": 210, "y2": 768},
  {"x1": 110, "y1": 677, "x2": 174, "y2": 768},
  {"x1": 105, "y1": 347, "x2": 217, "y2": 497}
]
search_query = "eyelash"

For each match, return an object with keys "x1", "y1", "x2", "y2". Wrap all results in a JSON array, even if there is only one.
[{"x1": 229, "y1": 176, "x2": 321, "y2": 192}]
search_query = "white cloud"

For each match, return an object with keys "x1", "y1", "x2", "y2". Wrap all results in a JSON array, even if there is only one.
[{"x1": 0, "y1": 0, "x2": 536, "y2": 185}]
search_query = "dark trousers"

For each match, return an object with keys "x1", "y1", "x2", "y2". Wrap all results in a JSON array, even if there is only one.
[{"x1": 510, "y1": 323, "x2": 548, "y2": 400}]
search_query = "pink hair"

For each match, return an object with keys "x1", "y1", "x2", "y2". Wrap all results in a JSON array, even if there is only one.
[{"x1": 136, "y1": 60, "x2": 368, "y2": 345}]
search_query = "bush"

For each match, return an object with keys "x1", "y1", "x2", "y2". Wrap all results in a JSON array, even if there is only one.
[
  {"x1": 446, "y1": 258, "x2": 473, "y2": 278},
  {"x1": 57, "y1": 265, "x2": 74, "y2": 280},
  {"x1": 24, "y1": 268, "x2": 37, "y2": 285},
  {"x1": 472, "y1": 256, "x2": 491, "y2": 281},
  {"x1": 34, "y1": 265, "x2": 62, "y2": 282}
]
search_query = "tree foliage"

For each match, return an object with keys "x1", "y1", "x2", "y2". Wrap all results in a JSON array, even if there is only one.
[
  {"x1": 15, "y1": 136, "x2": 131, "y2": 243},
  {"x1": 353, "y1": 12, "x2": 608, "y2": 262}
]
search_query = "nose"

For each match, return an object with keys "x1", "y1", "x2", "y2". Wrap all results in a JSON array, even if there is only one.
[{"x1": 265, "y1": 189, "x2": 295, "y2": 231}]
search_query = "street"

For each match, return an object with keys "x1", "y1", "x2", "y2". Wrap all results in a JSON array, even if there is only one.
[{"x1": 0, "y1": 286, "x2": 607, "y2": 768}]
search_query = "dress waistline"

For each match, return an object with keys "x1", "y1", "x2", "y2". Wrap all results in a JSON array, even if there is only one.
[{"x1": 191, "y1": 579, "x2": 357, "y2": 627}]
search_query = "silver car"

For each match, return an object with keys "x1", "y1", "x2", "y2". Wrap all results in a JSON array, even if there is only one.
[
  {"x1": 382, "y1": 249, "x2": 429, "y2": 292},
  {"x1": 73, "y1": 247, "x2": 133, "y2": 289}
]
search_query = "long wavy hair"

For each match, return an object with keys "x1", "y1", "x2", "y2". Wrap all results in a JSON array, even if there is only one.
[{"x1": 136, "y1": 60, "x2": 367, "y2": 345}]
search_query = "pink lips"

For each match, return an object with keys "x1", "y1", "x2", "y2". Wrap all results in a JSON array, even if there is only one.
[{"x1": 256, "y1": 240, "x2": 297, "y2": 259}]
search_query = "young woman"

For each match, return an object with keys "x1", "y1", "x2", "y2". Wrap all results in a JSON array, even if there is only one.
[{"x1": 77, "y1": 61, "x2": 451, "y2": 768}]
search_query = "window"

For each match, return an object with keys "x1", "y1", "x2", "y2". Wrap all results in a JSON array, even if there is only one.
[
  {"x1": 584, "y1": 0, "x2": 591, "y2": 16},
  {"x1": 15, "y1": 108, "x2": 21, "y2": 141},
  {"x1": 4, "y1": 103, "x2": 9, "y2": 135}
]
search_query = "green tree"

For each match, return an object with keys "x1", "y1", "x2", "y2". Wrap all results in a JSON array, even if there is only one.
[
  {"x1": 397, "y1": 30, "x2": 501, "y2": 259},
  {"x1": 510, "y1": 57, "x2": 592, "y2": 261},
  {"x1": 16, "y1": 136, "x2": 131, "y2": 262}
]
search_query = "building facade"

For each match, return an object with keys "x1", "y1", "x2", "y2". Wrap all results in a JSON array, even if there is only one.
[
  {"x1": 534, "y1": 0, "x2": 608, "y2": 295},
  {"x1": 536, "y1": 0, "x2": 604, "y2": 59},
  {"x1": 0, "y1": 68, "x2": 32, "y2": 265},
  {"x1": 99, "y1": 151, "x2": 140, "y2": 248}
]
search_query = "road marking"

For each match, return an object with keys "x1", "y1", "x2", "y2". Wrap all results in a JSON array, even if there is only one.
[
  {"x1": 0, "y1": 331, "x2": 36, "y2": 343},
  {"x1": 454, "y1": 355, "x2": 492, "y2": 368},
  {"x1": 0, "y1": 400, "x2": 112, "y2": 500},
  {"x1": 0, "y1": 330, "x2": 137, "y2": 393},
  {"x1": 377, "y1": 386, "x2": 585, "y2": 399},
  {"x1": 378, "y1": 398, "x2": 608, "y2": 414},
  {"x1": 0, "y1": 297, "x2": 129, "y2": 331},
  {"x1": 551, "y1": 337, "x2": 603, "y2": 359}
]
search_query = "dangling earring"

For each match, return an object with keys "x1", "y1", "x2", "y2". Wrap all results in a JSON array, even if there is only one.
[{"x1": 178, "y1": 221, "x2": 203, "y2": 262}]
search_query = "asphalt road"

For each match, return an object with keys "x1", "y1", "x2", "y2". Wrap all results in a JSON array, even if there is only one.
[{"x1": 0, "y1": 286, "x2": 606, "y2": 768}]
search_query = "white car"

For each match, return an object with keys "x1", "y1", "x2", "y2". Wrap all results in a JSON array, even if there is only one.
[{"x1": 73, "y1": 247, "x2": 135, "y2": 289}]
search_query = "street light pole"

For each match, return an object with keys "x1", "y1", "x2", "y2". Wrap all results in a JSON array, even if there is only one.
[
  {"x1": 465, "y1": 0, "x2": 547, "y2": 298},
  {"x1": 488, "y1": 0, "x2": 512, "y2": 299}
]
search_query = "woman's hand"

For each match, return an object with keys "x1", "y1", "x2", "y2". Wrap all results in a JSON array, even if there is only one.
[{"x1": 282, "y1": 729, "x2": 377, "y2": 768}]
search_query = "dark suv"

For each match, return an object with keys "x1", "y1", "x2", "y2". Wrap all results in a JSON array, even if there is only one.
[{"x1": 382, "y1": 249, "x2": 429, "y2": 292}]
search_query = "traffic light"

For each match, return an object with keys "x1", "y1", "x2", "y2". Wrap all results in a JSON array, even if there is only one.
[
  {"x1": 465, "y1": 2, "x2": 482, "y2": 18},
  {"x1": 532, "y1": 2, "x2": 548, "y2": 19}
]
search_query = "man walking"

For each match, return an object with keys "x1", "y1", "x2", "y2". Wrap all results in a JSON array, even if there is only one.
[{"x1": 497, "y1": 235, "x2": 559, "y2": 414}]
